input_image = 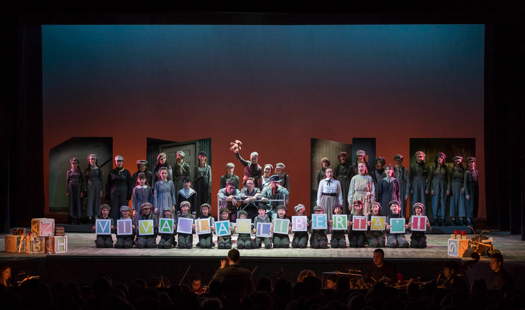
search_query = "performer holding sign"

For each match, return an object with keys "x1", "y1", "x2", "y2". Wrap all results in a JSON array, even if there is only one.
[
  {"x1": 94, "y1": 204, "x2": 114, "y2": 248},
  {"x1": 236, "y1": 210, "x2": 254, "y2": 249},
  {"x1": 115, "y1": 206, "x2": 134, "y2": 248},
  {"x1": 408, "y1": 203, "x2": 431, "y2": 248},
  {"x1": 135, "y1": 202, "x2": 156, "y2": 248},
  {"x1": 349, "y1": 201, "x2": 367, "y2": 248},
  {"x1": 158, "y1": 209, "x2": 176, "y2": 249},
  {"x1": 272, "y1": 205, "x2": 291, "y2": 248},
  {"x1": 254, "y1": 205, "x2": 272, "y2": 249},
  {"x1": 386, "y1": 201, "x2": 409, "y2": 248},
  {"x1": 367, "y1": 202, "x2": 386, "y2": 248},
  {"x1": 291, "y1": 204, "x2": 308, "y2": 248},
  {"x1": 216, "y1": 208, "x2": 233, "y2": 249},
  {"x1": 196, "y1": 203, "x2": 215, "y2": 249},
  {"x1": 330, "y1": 205, "x2": 348, "y2": 248},
  {"x1": 177, "y1": 201, "x2": 194, "y2": 249},
  {"x1": 310, "y1": 206, "x2": 328, "y2": 249}
]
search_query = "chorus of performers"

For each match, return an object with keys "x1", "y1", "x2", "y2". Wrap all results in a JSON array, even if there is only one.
[{"x1": 67, "y1": 141, "x2": 478, "y2": 230}]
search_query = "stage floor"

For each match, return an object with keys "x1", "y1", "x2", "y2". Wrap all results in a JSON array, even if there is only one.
[{"x1": 2, "y1": 233, "x2": 525, "y2": 261}]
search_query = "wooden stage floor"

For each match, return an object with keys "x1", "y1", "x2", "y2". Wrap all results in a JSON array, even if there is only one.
[{"x1": 2, "y1": 233, "x2": 525, "y2": 262}]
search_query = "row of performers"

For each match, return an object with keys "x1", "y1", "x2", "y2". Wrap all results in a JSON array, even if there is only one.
[{"x1": 93, "y1": 199, "x2": 429, "y2": 250}]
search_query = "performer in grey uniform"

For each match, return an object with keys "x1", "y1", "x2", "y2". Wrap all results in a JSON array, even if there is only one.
[
  {"x1": 275, "y1": 162, "x2": 290, "y2": 191},
  {"x1": 448, "y1": 155, "x2": 466, "y2": 225},
  {"x1": 253, "y1": 205, "x2": 272, "y2": 249},
  {"x1": 220, "y1": 162, "x2": 240, "y2": 189},
  {"x1": 239, "y1": 177, "x2": 262, "y2": 220},
  {"x1": 377, "y1": 165, "x2": 400, "y2": 217},
  {"x1": 196, "y1": 203, "x2": 215, "y2": 248},
  {"x1": 176, "y1": 178, "x2": 197, "y2": 216},
  {"x1": 153, "y1": 167, "x2": 177, "y2": 216},
  {"x1": 272, "y1": 205, "x2": 291, "y2": 248},
  {"x1": 261, "y1": 164, "x2": 273, "y2": 189},
  {"x1": 316, "y1": 168, "x2": 343, "y2": 221},
  {"x1": 154, "y1": 153, "x2": 173, "y2": 182},
  {"x1": 135, "y1": 202, "x2": 157, "y2": 248},
  {"x1": 157, "y1": 208, "x2": 176, "y2": 249},
  {"x1": 85, "y1": 154, "x2": 103, "y2": 222},
  {"x1": 260, "y1": 175, "x2": 289, "y2": 219},
  {"x1": 132, "y1": 160, "x2": 154, "y2": 187},
  {"x1": 66, "y1": 157, "x2": 84, "y2": 223},
  {"x1": 131, "y1": 172, "x2": 153, "y2": 219},
  {"x1": 393, "y1": 154, "x2": 409, "y2": 216},
  {"x1": 173, "y1": 150, "x2": 191, "y2": 194},
  {"x1": 426, "y1": 152, "x2": 448, "y2": 225},
  {"x1": 94, "y1": 204, "x2": 114, "y2": 248},
  {"x1": 316, "y1": 157, "x2": 331, "y2": 186},
  {"x1": 106, "y1": 155, "x2": 132, "y2": 220},
  {"x1": 464, "y1": 157, "x2": 479, "y2": 226},
  {"x1": 218, "y1": 181, "x2": 241, "y2": 222},
  {"x1": 386, "y1": 201, "x2": 409, "y2": 248},
  {"x1": 409, "y1": 151, "x2": 428, "y2": 206},
  {"x1": 194, "y1": 152, "x2": 212, "y2": 211}
]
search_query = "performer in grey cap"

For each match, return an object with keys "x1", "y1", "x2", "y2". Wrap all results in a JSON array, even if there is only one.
[
  {"x1": 220, "y1": 162, "x2": 240, "y2": 189},
  {"x1": 132, "y1": 159, "x2": 153, "y2": 187},
  {"x1": 85, "y1": 154, "x2": 103, "y2": 222},
  {"x1": 106, "y1": 155, "x2": 132, "y2": 219},
  {"x1": 275, "y1": 162, "x2": 290, "y2": 191},
  {"x1": 174, "y1": 150, "x2": 191, "y2": 194},
  {"x1": 114, "y1": 205, "x2": 134, "y2": 248}
]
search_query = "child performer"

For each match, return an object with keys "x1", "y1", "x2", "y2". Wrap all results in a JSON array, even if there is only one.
[
  {"x1": 177, "y1": 201, "x2": 194, "y2": 249},
  {"x1": 310, "y1": 206, "x2": 328, "y2": 249},
  {"x1": 197, "y1": 203, "x2": 215, "y2": 248},
  {"x1": 408, "y1": 202, "x2": 431, "y2": 248},
  {"x1": 349, "y1": 201, "x2": 366, "y2": 248},
  {"x1": 135, "y1": 202, "x2": 157, "y2": 248},
  {"x1": 132, "y1": 173, "x2": 153, "y2": 219},
  {"x1": 330, "y1": 205, "x2": 347, "y2": 248},
  {"x1": 157, "y1": 208, "x2": 176, "y2": 249},
  {"x1": 177, "y1": 178, "x2": 197, "y2": 216},
  {"x1": 115, "y1": 206, "x2": 134, "y2": 248},
  {"x1": 273, "y1": 205, "x2": 291, "y2": 248},
  {"x1": 94, "y1": 204, "x2": 114, "y2": 248},
  {"x1": 386, "y1": 200, "x2": 409, "y2": 248},
  {"x1": 367, "y1": 202, "x2": 385, "y2": 248},
  {"x1": 292, "y1": 204, "x2": 308, "y2": 248},
  {"x1": 236, "y1": 210, "x2": 254, "y2": 249},
  {"x1": 253, "y1": 205, "x2": 272, "y2": 249},
  {"x1": 217, "y1": 208, "x2": 233, "y2": 249}
]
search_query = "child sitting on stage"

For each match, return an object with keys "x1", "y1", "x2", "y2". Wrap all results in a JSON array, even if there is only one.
[
  {"x1": 217, "y1": 208, "x2": 233, "y2": 249},
  {"x1": 330, "y1": 205, "x2": 347, "y2": 248},
  {"x1": 131, "y1": 173, "x2": 153, "y2": 219},
  {"x1": 367, "y1": 202, "x2": 386, "y2": 248},
  {"x1": 115, "y1": 206, "x2": 134, "y2": 249},
  {"x1": 310, "y1": 206, "x2": 328, "y2": 249},
  {"x1": 386, "y1": 200, "x2": 409, "y2": 248},
  {"x1": 408, "y1": 202, "x2": 431, "y2": 248},
  {"x1": 253, "y1": 205, "x2": 272, "y2": 249},
  {"x1": 349, "y1": 200, "x2": 366, "y2": 248},
  {"x1": 158, "y1": 208, "x2": 176, "y2": 249},
  {"x1": 236, "y1": 210, "x2": 253, "y2": 249},
  {"x1": 197, "y1": 203, "x2": 215, "y2": 248},
  {"x1": 94, "y1": 204, "x2": 114, "y2": 248},
  {"x1": 273, "y1": 205, "x2": 291, "y2": 248},
  {"x1": 292, "y1": 204, "x2": 308, "y2": 248},
  {"x1": 178, "y1": 201, "x2": 194, "y2": 249},
  {"x1": 135, "y1": 202, "x2": 157, "y2": 248}
]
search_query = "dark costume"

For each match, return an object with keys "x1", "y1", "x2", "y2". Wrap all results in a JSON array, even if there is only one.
[
  {"x1": 115, "y1": 214, "x2": 134, "y2": 249},
  {"x1": 386, "y1": 214, "x2": 409, "y2": 248},
  {"x1": 239, "y1": 187, "x2": 262, "y2": 220},
  {"x1": 197, "y1": 215, "x2": 215, "y2": 248},
  {"x1": 310, "y1": 209, "x2": 328, "y2": 249},
  {"x1": 330, "y1": 226, "x2": 347, "y2": 248},
  {"x1": 272, "y1": 214, "x2": 290, "y2": 248},
  {"x1": 135, "y1": 212, "x2": 157, "y2": 248},
  {"x1": 153, "y1": 180, "x2": 177, "y2": 215},
  {"x1": 194, "y1": 164, "x2": 212, "y2": 210},
  {"x1": 277, "y1": 173, "x2": 290, "y2": 191},
  {"x1": 449, "y1": 163, "x2": 466, "y2": 222},
  {"x1": 173, "y1": 160, "x2": 191, "y2": 193},
  {"x1": 220, "y1": 173, "x2": 240, "y2": 189},
  {"x1": 367, "y1": 214, "x2": 386, "y2": 248},
  {"x1": 235, "y1": 152, "x2": 263, "y2": 188},
  {"x1": 464, "y1": 164, "x2": 479, "y2": 225},
  {"x1": 131, "y1": 185, "x2": 153, "y2": 219},
  {"x1": 334, "y1": 161, "x2": 352, "y2": 210},
  {"x1": 254, "y1": 214, "x2": 272, "y2": 249},
  {"x1": 85, "y1": 165, "x2": 103, "y2": 218},
  {"x1": 427, "y1": 161, "x2": 448, "y2": 222},
  {"x1": 377, "y1": 177, "x2": 401, "y2": 217},
  {"x1": 393, "y1": 157, "x2": 409, "y2": 214},
  {"x1": 217, "y1": 232, "x2": 232, "y2": 249},
  {"x1": 67, "y1": 167, "x2": 84, "y2": 219},
  {"x1": 177, "y1": 213, "x2": 194, "y2": 249},
  {"x1": 218, "y1": 187, "x2": 241, "y2": 222},
  {"x1": 260, "y1": 185, "x2": 289, "y2": 219},
  {"x1": 94, "y1": 213, "x2": 114, "y2": 248},
  {"x1": 153, "y1": 163, "x2": 173, "y2": 182},
  {"x1": 157, "y1": 216, "x2": 176, "y2": 249},
  {"x1": 177, "y1": 187, "x2": 197, "y2": 216},
  {"x1": 106, "y1": 168, "x2": 132, "y2": 219},
  {"x1": 132, "y1": 170, "x2": 154, "y2": 187},
  {"x1": 409, "y1": 160, "x2": 428, "y2": 205},
  {"x1": 349, "y1": 217, "x2": 366, "y2": 248}
]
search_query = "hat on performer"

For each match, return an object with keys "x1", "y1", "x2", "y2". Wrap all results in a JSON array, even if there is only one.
[
  {"x1": 176, "y1": 150, "x2": 186, "y2": 157},
  {"x1": 136, "y1": 159, "x2": 148, "y2": 166},
  {"x1": 219, "y1": 207, "x2": 231, "y2": 214},
  {"x1": 356, "y1": 149, "x2": 366, "y2": 156},
  {"x1": 294, "y1": 204, "x2": 306, "y2": 213},
  {"x1": 415, "y1": 151, "x2": 425, "y2": 157},
  {"x1": 115, "y1": 155, "x2": 124, "y2": 162},
  {"x1": 238, "y1": 210, "x2": 248, "y2": 217},
  {"x1": 180, "y1": 201, "x2": 191, "y2": 208},
  {"x1": 157, "y1": 153, "x2": 167, "y2": 161},
  {"x1": 375, "y1": 156, "x2": 386, "y2": 165},
  {"x1": 412, "y1": 202, "x2": 425, "y2": 214},
  {"x1": 320, "y1": 157, "x2": 330, "y2": 164},
  {"x1": 250, "y1": 151, "x2": 259, "y2": 158},
  {"x1": 467, "y1": 156, "x2": 477, "y2": 163},
  {"x1": 276, "y1": 205, "x2": 287, "y2": 211},
  {"x1": 276, "y1": 162, "x2": 286, "y2": 169},
  {"x1": 120, "y1": 205, "x2": 131, "y2": 212},
  {"x1": 264, "y1": 163, "x2": 273, "y2": 170},
  {"x1": 140, "y1": 202, "x2": 153, "y2": 210},
  {"x1": 388, "y1": 200, "x2": 401, "y2": 207},
  {"x1": 393, "y1": 154, "x2": 404, "y2": 161},
  {"x1": 313, "y1": 205, "x2": 324, "y2": 212},
  {"x1": 225, "y1": 180, "x2": 236, "y2": 186},
  {"x1": 100, "y1": 204, "x2": 111, "y2": 211},
  {"x1": 333, "y1": 204, "x2": 343, "y2": 211},
  {"x1": 257, "y1": 204, "x2": 267, "y2": 210},
  {"x1": 268, "y1": 175, "x2": 281, "y2": 183},
  {"x1": 453, "y1": 155, "x2": 464, "y2": 161},
  {"x1": 87, "y1": 154, "x2": 97, "y2": 160},
  {"x1": 436, "y1": 152, "x2": 446, "y2": 160},
  {"x1": 200, "y1": 203, "x2": 211, "y2": 210},
  {"x1": 226, "y1": 162, "x2": 235, "y2": 168},
  {"x1": 198, "y1": 151, "x2": 208, "y2": 157}
]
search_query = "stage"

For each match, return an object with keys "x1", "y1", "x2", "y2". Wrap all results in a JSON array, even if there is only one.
[{"x1": 1, "y1": 233, "x2": 525, "y2": 286}]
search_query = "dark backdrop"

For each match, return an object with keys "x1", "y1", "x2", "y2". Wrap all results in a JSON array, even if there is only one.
[{"x1": 7, "y1": 9, "x2": 525, "y2": 239}]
